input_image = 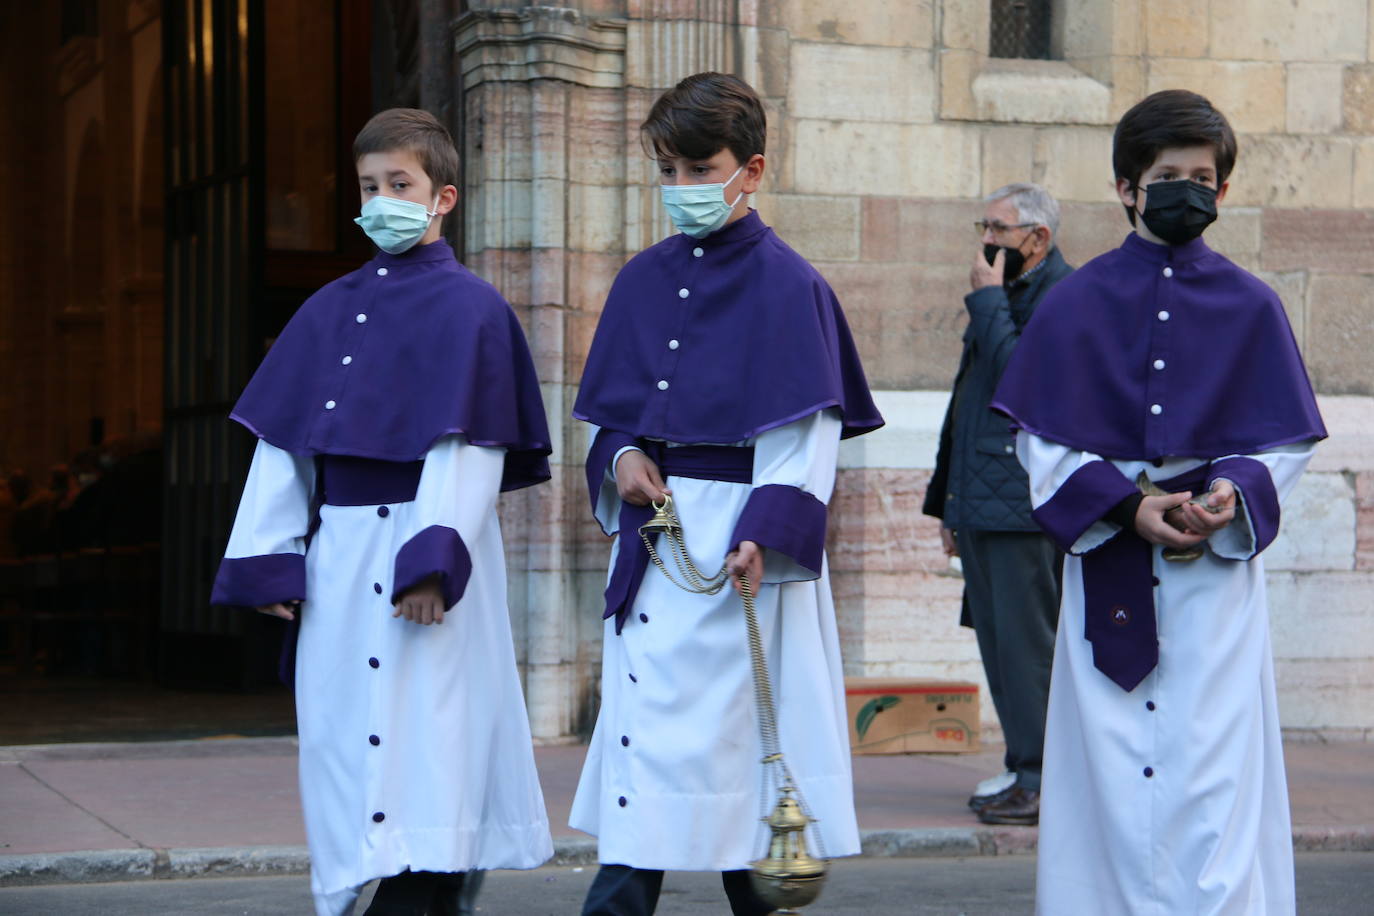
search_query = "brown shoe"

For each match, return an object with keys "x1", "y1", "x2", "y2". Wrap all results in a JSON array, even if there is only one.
[
  {"x1": 976, "y1": 787, "x2": 1039, "y2": 826},
  {"x1": 968, "y1": 783, "x2": 1017, "y2": 812}
]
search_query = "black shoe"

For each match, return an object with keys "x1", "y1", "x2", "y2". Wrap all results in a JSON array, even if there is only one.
[
  {"x1": 976, "y1": 787, "x2": 1039, "y2": 826},
  {"x1": 967, "y1": 783, "x2": 1017, "y2": 812}
]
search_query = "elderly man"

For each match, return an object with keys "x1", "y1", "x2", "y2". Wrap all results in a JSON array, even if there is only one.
[{"x1": 922, "y1": 183, "x2": 1072, "y2": 826}]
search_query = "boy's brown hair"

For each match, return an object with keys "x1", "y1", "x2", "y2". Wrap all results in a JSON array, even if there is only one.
[
  {"x1": 641, "y1": 72, "x2": 766, "y2": 165},
  {"x1": 1112, "y1": 90, "x2": 1237, "y2": 190},
  {"x1": 353, "y1": 108, "x2": 460, "y2": 191}
]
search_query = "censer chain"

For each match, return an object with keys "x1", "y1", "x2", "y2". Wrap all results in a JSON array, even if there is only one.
[{"x1": 639, "y1": 498, "x2": 827, "y2": 860}]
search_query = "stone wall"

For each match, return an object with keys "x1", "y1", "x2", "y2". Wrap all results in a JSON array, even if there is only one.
[{"x1": 457, "y1": 1, "x2": 1374, "y2": 741}]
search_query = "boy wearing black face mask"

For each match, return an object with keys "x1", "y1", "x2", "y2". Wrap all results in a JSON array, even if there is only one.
[{"x1": 993, "y1": 91, "x2": 1326, "y2": 915}]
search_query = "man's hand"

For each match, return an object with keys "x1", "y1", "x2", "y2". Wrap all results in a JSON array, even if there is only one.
[
  {"x1": 971, "y1": 247, "x2": 1004, "y2": 291},
  {"x1": 256, "y1": 602, "x2": 297, "y2": 621},
  {"x1": 940, "y1": 527, "x2": 958, "y2": 558},
  {"x1": 726, "y1": 540, "x2": 764, "y2": 596},
  {"x1": 1135, "y1": 493, "x2": 1208, "y2": 549},
  {"x1": 615, "y1": 449, "x2": 670, "y2": 506},
  {"x1": 393, "y1": 576, "x2": 447, "y2": 626},
  {"x1": 1176, "y1": 479, "x2": 1236, "y2": 535}
]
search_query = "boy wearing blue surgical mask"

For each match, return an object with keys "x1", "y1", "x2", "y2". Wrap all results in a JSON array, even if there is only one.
[
  {"x1": 570, "y1": 73, "x2": 883, "y2": 916},
  {"x1": 211, "y1": 108, "x2": 554, "y2": 916}
]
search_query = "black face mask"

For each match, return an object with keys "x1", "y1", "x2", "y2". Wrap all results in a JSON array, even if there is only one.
[
  {"x1": 1135, "y1": 178, "x2": 1218, "y2": 245},
  {"x1": 983, "y1": 242, "x2": 1027, "y2": 282}
]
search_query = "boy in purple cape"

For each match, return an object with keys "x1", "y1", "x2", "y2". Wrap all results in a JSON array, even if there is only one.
[
  {"x1": 993, "y1": 91, "x2": 1326, "y2": 915},
  {"x1": 210, "y1": 109, "x2": 553, "y2": 916},
  {"x1": 569, "y1": 73, "x2": 883, "y2": 915}
]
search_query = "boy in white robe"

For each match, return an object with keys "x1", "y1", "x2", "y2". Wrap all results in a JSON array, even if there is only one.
[
  {"x1": 569, "y1": 72, "x2": 884, "y2": 916},
  {"x1": 212, "y1": 108, "x2": 554, "y2": 916},
  {"x1": 993, "y1": 90, "x2": 1327, "y2": 915}
]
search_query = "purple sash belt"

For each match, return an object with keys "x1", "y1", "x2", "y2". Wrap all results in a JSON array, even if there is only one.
[
  {"x1": 319, "y1": 455, "x2": 424, "y2": 506},
  {"x1": 604, "y1": 442, "x2": 754, "y2": 634},
  {"x1": 1082, "y1": 463, "x2": 1210, "y2": 691}
]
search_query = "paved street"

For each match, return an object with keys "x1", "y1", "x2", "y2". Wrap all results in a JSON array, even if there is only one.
[{"x1": 3, "y1": 853, "x2": 1372, "y2": 915}]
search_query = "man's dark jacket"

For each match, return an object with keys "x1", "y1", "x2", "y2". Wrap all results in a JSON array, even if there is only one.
[{"x1": 923, "y1": 246, "x2": 1073, "y2": 531}]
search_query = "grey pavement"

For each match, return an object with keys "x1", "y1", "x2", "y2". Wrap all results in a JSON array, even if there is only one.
[
  {"x1": 1, "y1": 737, "x2": 1371, "y2": 887},
  {"x1": 3, "y1": 854, "x2": 1374, "y2": 915}
]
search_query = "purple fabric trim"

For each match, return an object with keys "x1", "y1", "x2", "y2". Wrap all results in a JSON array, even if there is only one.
[
  {"x1": 1030, "y1": 460, "x2": 1138, "y2": 554},
  {"x1": 1081, "y1": 532, "x2": 1157, "y2": 692},
  {"x1": 601, "y1": 444, "x2": 754, "y2": 634},
  {"x1": 730, "y1": 484, "x2": 827, "y2": 577},
  {"x1": 319, "y1": 455, "x2": 423, "y2": 506},
  {"x1": 392, "y1": 524, "x2": 473, "y2": 611},
  {"x1": 572, "y1": 210, "x2": 883, "y2": 444},
  {"x1": 586, "y1": 428, "x2": 640, "y2": 527},
  {"x1": 1077, "y1": 462, "x2": 1207, "y2": 692},
  {"x1": 228, "y1": 239, "x2": 552, "y2": 492},
  {"x1": 1208, "y1": 456, "x2": 1280, "y2": 557},
  {"x1": 992, "y1": 233, "x2": 1325, "y2": 460},
  {"x1": 210, "y1": 553, "x2": 306, "y2": 608}
]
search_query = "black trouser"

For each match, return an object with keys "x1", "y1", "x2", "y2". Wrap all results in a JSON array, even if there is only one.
[
  {"x1": 581, "y1": 865, "x2": 774, "y2": 916},
  {"x1": 956, "y1": 529, "x2": 1061, "y2": 792},
  {"x1": 364, "y1": 870, "x2": 470, "y2": 916}
]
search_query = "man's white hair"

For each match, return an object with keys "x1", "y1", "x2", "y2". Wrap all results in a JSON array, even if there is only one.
[{"x1": 986, "y1": 182, "x2": 1060, "y2": 239}]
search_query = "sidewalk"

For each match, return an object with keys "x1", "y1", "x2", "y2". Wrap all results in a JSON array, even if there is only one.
[{"x1": 2, "y1": 738, "x2": 1371, "y2": 885}]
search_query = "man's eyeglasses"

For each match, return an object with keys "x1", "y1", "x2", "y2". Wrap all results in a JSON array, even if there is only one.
[{"x1": 975, "y1": 220, "x2": 1036, "y2": 235}]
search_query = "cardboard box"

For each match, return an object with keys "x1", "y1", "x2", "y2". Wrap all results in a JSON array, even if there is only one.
[{"x1": 845, "y1": 678, "x2": 980, "y2": 754}]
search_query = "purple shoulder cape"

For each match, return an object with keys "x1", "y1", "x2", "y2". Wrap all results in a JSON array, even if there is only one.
[
  {"x1": 992, "y1": 233, "x2": 1325, "y2": 459},
  {"x1": 231, "y1": 239, "x2": 551, "y2": 490},
  {"x1": 572, "y1": 210, "x2": 883, "y2": 443}
]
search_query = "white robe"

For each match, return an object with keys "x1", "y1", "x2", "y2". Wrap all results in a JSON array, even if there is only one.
[
  {"x1": 1020, "y1": 432, "x2": 1315, "y2": 916},
  {"x1": 569, "y1": 409, "x2": 861, "y2": 871},
  {"x1": 224, "y1": 436, "x2": 552, "y2": 916}
]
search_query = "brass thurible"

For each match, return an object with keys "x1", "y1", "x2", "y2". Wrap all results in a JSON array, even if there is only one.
[{"x1": 638, "y1": 491, "x2": 828, "y2": 911}]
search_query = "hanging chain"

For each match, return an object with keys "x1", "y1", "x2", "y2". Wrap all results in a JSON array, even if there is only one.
[{"x1": 638, "y1": 495, "x2": 827, "y2": 859}]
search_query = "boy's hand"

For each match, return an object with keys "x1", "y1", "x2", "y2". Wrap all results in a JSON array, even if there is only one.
[
  {"x1": 970, "y1": 247, "x2": 1004, "y2": 291},
  {"x1": 1135, "y1": 493, "x2": 1208, "y2": 549},
  {"x1": 393, "y1": 576, "x2": 447, "y2": 626},
  {"x1": 616, "y1": 450, "x2": 670, "y2": 506},
  {"x1": 726, "y1": 540, "x2": 764, "y2": 596},
  {"x1": 256, "y1": 602, "x2": 297, "y2": 621},
  {"x1": 940, "y1": 527, "x2": 958, "y2": 558},
  {"x1": 1177, "y1": 479, "x2": 1237, "y2": 535}
]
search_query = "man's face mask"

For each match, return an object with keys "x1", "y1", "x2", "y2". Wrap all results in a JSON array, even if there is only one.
[
  {"x1": 660, "y1": 165, "x2": 745, "y2": 239},
  {"x1": 983, "y1": 232, "x2": 1035, "y2": 282},
  {"x1": 354, "y1": 194, "x2": 439, "y2": 254},
  {"x1": 1134, "y1": 179, "x2": 1217, "y2": 245}
]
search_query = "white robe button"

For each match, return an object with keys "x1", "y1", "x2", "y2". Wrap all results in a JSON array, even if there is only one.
[
  {"x1": 377, "y1": 267, "x2": 388, "y2": 276},
  {"x1": 678, "y1": 288, "x2": 690, "y2": 299},
  {"x1": 356, "y1": 313, "x2": 368, "y2": 324},
  {"x1": 1153, "y1": 359, "x2": 1165, "y2": 370},
  {"x1": 1150, "y1": 404, "x2": 1163, "y2": 415},
  {"x1": 668, "y1": 339, "x2": 679, "y2": 350},
  {"x1": 325, "y1": 400, "x2": 337, "y2": 410},
  {"x1": 693, "y1": 247, "x2": 704, "y2": 258},
  {"x1": 1157, "y1": 310, "x2": 1170, "y2": 322},
  {"x1": 1162, "y1": 266, "x2": 1173, "y2": 278},
  {"x1": 342, "y1": 356, "x2": 352, "y2": 365},
  {"x1": 657, "y1": 380, "x2": 669, "y2": 391}
]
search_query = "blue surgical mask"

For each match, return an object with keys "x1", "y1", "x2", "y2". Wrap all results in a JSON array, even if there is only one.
[
  {"x1": 659, "y1": 165, "x2": 745, "y2": 238},
  {"x1": 354, "y1": 195, "x2": 439, "y2": 254}
]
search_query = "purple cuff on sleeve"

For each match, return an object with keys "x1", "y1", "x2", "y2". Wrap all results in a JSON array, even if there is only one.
[
  {"x1": 210, "y1": 553, "x2": 306, "y2": 608},
  {"x1": 586, "y1": 428, "x2": 639, "y2": 519},
  {"x1": 1031, "y1": 460, "x2": 1139, "y2": 554},
  {"x1": 1208, "y1": 456, "x2": 1280, "y2": 557},
  {"x1": 393, "y1": 524, "x2": 473, "y2": 611},
  {"x1": 730, "y1": 484, "x2": 828, "y2": 576}
]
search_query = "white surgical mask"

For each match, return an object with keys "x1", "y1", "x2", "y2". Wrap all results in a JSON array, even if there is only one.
[
  {"x1": 354, "y1": 195, "x2": 439, "y2": 254},
  {"x1": 659, "y1": 165, "x2": 745, "y2": 238}
]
